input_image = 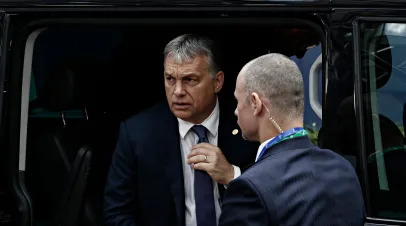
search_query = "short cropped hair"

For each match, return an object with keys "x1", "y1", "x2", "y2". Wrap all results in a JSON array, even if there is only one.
[
  {"x1": 163, "y1": 34, "x2": 221, "y2": 77},
  {"x1": 243, "y1": 53, "x2": 304, "y2": 121}
]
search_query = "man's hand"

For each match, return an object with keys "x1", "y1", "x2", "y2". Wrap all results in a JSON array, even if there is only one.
[{"x1": 187, "y1": 143, "x2": 234, "y2": 185}]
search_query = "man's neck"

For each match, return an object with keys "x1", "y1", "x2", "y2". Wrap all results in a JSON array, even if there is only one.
[{"x1": 259, "y1": 121, "x2": 304, "y2": 143}]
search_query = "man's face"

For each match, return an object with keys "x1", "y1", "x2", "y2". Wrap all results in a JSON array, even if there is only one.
[
  {"x1": 164, "y1": 54, "x2": 224, "y2": 124},
  {"x1": 234, "y1": 74, "x2": 258, "y2": 141}
]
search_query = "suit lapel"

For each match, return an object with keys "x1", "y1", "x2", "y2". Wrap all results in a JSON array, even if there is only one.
[
  {"x1": 216, "y1": 101, "x2": 250, "y2": 200},
  {"x1": 162, "y1": 111, "x2": 185, "y2": 226},
  {"x1": 217, "y1": 104, "x2": 232, "y2": 200},
  {"x1": 217, "y1": 101, "x2": 240, "y2": 165}
]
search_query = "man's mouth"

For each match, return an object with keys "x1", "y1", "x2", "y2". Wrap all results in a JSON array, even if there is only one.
[{"x1": 173, "y1": 103, "x2": 191, "y2": 110}]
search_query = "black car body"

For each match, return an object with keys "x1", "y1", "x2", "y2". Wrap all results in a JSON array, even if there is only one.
[{"x1": 0, "y1": 0, "x2": 405, "y2": 225}]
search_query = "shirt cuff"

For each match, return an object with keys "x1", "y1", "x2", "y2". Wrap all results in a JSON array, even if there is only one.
[
  {"x1": 224, "y1": 165, "x2": 241, "y2": 189},
  {"x1": 233, "y1": 165, "x2": 241, "y2": 179}
]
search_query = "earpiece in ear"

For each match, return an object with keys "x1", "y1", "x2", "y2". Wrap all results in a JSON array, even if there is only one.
[{"x1": 269, "y1": 116, "x2": 283, "y2": 133}]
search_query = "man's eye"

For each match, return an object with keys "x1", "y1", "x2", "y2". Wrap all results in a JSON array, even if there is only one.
[
  {"x1": 184, "y1": 78, "x2": 197, "y2": 83},
  {"x1": 166, "y1": 77, "x2": 174, "y2": 81}
]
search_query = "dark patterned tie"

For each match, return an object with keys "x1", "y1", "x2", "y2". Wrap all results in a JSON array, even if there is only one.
[{"x1": 191, "y1": 125, "x2": 217, "y2": 226}]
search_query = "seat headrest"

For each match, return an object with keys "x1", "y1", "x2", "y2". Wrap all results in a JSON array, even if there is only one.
[
  {"x1": 36, "y1": 59, "x2": 88, "y2": 112},
  {"x1": 323, "y1": 95, "x2": 404, "y2": 156}
]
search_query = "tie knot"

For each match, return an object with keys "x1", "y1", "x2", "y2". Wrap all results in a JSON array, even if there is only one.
[{"x1": 191, "y1": 125, "x2": 208, "y2": 141}]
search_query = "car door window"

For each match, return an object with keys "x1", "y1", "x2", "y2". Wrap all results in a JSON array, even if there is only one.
[{"x1": 359, "y1": 21, "x2": 406, "y2": 221}]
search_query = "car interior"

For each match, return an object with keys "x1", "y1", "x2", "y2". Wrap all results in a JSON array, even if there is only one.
[{"x1": 0, "y1": 20, "x2": 320, "y2": 226}]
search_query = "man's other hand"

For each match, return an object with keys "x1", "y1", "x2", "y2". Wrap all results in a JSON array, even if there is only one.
[{"x1": 187, "y1": 143, "x2": 234, "y2": 185}]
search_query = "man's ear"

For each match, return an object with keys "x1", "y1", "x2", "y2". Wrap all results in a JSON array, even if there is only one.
[
  {"x1": 250, "y1": 92, "x2": 263, "y2": 116},
  {"x1": 214, "y1": 71, "x2": 224, "y2": 93}
]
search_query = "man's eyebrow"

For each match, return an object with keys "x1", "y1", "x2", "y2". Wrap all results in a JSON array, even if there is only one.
[{"x1": 181, "y1": 72, "x2": 200, "y2": 77}]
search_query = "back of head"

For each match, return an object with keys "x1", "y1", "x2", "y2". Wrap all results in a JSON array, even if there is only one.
[{"x1": 242, "y1": 53, "x2": 304, "y2": 123}]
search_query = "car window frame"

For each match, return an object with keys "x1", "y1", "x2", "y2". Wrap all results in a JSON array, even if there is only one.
[{"x1": 354, "y1": 16, "x2": 406, "y2": 225}]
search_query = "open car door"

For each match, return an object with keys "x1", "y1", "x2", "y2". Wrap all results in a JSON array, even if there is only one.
[
  {"x1": 0, "y1": 12, "x2": 33, "y2": 226},
  {"x1": 310, "y1": 4, "x2": 406, "y2": 225}
]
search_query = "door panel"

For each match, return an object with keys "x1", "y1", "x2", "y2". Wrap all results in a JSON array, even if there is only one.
[
  {"x1": 0, "y1": 11, "x2": 13, "y2": 226},
  {"x1": 1, "y1": 12, "x2": 34, "y2": 226}
]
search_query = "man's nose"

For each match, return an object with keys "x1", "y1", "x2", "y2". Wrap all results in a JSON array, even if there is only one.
[
  {"x1": 174, "y1": 81, "x2": 186, "y2": 96},
  {"x1": 234, "y1": 108, "x2": 238, "y2": 117}
]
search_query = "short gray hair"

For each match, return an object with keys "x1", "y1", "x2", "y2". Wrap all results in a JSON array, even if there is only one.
[
  {"x1": 243, "y1": 53, "x2": 304, "y2": 121},
  {"x1": 163, "y1": 34, "x2": 221, "y2": 77}
]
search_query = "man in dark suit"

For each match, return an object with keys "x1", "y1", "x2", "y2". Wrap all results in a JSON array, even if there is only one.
[
  {"x1": 219, "y1": 53, "x2": 365, "y2": 226},
  {"x1": 103, "y1": 34, "x2": 258, "y2": 226}
]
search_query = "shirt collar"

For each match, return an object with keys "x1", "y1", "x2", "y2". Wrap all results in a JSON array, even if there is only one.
[
  {"x1": 256, "y1": 136, "x2": 275, "y2": 162},
  {"x1": 177, "y1": 98, "x2": 219, "y2": 139}
]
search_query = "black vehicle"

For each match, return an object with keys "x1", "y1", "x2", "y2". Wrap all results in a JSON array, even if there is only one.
[{"x1": 0, "y1": 0, "x2": 405, "y2": 225}]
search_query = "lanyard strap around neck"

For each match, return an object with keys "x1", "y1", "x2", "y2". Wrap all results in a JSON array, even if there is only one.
[{"x1": 257, "y1": 127, "x2": 308, "y2": 161}]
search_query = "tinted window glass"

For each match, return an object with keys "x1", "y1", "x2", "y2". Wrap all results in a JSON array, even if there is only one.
[{"x1": 360, "y1": 22, "x2": 406, "y2": 220}]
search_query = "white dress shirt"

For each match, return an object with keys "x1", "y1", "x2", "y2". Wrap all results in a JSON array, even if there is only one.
[
  {"x1": 256, "y1": 137, "x2": 275, "y2": 162},
  {"x1": 177, "y1": 99, "x2": 240, "y2": 226}
]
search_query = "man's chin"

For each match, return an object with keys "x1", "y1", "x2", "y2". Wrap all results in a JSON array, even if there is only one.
[{"x1": 172, "y1": 110, "x2": 191, "y2": 120}]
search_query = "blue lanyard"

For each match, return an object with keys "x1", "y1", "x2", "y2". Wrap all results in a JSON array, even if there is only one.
[{"x1": 257, "y1": 127, "x2": 307, "y2": 161}]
